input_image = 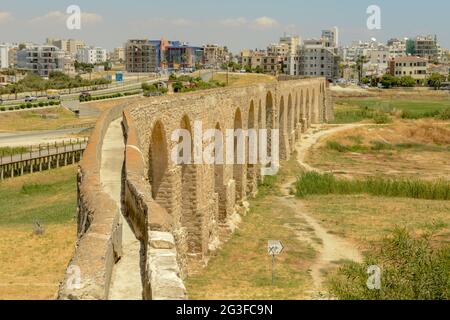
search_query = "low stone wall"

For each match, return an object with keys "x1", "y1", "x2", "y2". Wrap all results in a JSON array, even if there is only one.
[
  {"x1": 58, "y1": 103, "x2": 129, "y2": 300},
  {"x1": 122, "y1": 109, "x2": 187, "y2": 300}
]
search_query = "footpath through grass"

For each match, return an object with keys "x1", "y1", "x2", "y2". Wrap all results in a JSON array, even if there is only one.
[
  {"x1": 0, "y1": 166, "x2": 77, "y2": 299},
  {"x1": 185, "y1": 158, "x2": 317, "y2": 300}
]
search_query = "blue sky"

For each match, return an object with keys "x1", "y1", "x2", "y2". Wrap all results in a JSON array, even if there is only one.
[{"x1": 0, "y1": 0, "x2": 449, "y2": 52}]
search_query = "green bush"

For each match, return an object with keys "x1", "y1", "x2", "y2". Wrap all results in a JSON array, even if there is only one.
[
  {"x1": 0, "y1": 107, "x2": 6, "y2": 112},
  {"x1": 329, "y1": 228, "x2": 449, "y2": 300},
  {"x1": 20, "y1": 104, "x2": 26, "y2": 109},
  {"x1": 38, "y1": 102, "x2": 44, "y2": 107},
  {"x1": 373, "y1": 112, "x2": 391, "y2": 124},
  {"x1": 295, "y1": 172, "x2": 450, "y2": 200},
  {"x1": 438, "y1": 108, "x2": 450, "y2": 120},
  {"x1": 8, "y1": 106, "x2": 14, "y2": 111}
]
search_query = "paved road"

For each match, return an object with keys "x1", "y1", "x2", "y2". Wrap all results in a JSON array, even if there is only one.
[{"x1": 0, "y1": 128, "x2": 88, "y2": 148}]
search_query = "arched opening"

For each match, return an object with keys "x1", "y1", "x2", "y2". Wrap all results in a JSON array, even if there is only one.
[
  {"x1": 279, "y1": 96, "x2": 287, "y2": 160},
  {"x1": 265, "y1": 91, "x2": 274, "y2": 167},
  {"x1": 214, "y1": 122, "x2": 226, "y2": 221},
  {"x1": 233, "y1": 108, "x2": 245, "y2": 202},
  {"x1": 148, "y1": 121, "x2": 168, "y2": 205},
  {"x1": 287, "y1": 94, "x2": 293, "y2": 147},
  {"x1": 306, "y1": 89, "x2": 310, "y2": 127},
  {"x1": 247, "y1": 101, "x2": 256, "y2": 194},
  {"x1": 179, "y1": 115, "x2": 200, "y2": 253}
]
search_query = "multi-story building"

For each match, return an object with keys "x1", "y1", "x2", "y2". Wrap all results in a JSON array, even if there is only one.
[
  {"x1": 76, "y1": 46, "x2": 107, "y2": 64},
  {"x1": 414, "y1": 35, "x2": 439, "y2": 62},
  {"x1": 125, "y1": 40, "x2": 158, "y2": 73},
  {"x1": 47, "y1": 38, "x2": 86, "y2": 57},
  {"x1": 109, "y1": 47, "x2": 125, "y2": 63},
  {"x1": 63, "y1": 54, "x2": 76, "y2": 76},
  {"x1": 322, "y1": 27, "x2": 339, "y2": 48},
  {"x1": 298, "y1": 39, "x2": 340, "y2": 80},
  {"x1": 165, "y1": 44, "x2": 204, "y2": 71},
  {"x1": 240, "y1": 49, "x2": 265, "y2": 70},
  {"x1": 389, "y1": 56, "x2": 428, "y2": 84},
  {"x1": 279, "y1": 35, "x2": 301, "y2": 55},
  {"x1": 0, "y1": 45, "x2": 8, "y2": 69},
  {"x1": 387, "y1": 38, "x2": 407, "y2": 58},
  {"x1": 17, "y1": 45, "x2": 65, "y2": 77},
  {"x1": 8, "y1": 46, "x2": 17, "y2": 67},
  {"x1": 203, "y1": 44, "x2": 229, "y2": 69}
]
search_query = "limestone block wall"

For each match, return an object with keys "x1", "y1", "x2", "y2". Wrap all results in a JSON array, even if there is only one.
[
  {"x1": 124, "y1": 77, "x2": 332, "y2": 276},
  {"x1": 58, "y1": 103, "x2": 131, "y2": 300}
]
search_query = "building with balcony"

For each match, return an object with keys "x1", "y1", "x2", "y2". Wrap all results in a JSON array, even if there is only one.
[
  {"x1": 76, "y1": 46, "x2": 107, "y2": 64},
  {"x1": 17, "y1": 45, "x2": 65, "y2": 77},
  {"x1": 125, "y1": 40, "x2": 158, "y2": 73}
]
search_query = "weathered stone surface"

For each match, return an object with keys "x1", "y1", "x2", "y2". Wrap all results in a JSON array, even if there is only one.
[{"x1": 149, "y1": 231, "x2": 176, "y2": 250}]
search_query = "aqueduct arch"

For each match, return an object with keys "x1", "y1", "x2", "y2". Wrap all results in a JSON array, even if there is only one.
[{"x1": 60, "y1": 77, "x2": 333, "y2": 300}]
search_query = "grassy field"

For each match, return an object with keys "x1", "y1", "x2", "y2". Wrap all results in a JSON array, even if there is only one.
[
  {"x1": 332, "y1": 97, "x2": 450, "y2": 124},
  {"x1": 210, "y1": 72, "x2": 276, "y2": 87},
  {"x1": 185, "y1": 157, "x2": 317, "y2": 300},
  {"x1": 306, "y1": 120, "x2": 450, "y2": 180},
  {"x1": 0, "y1": 166, "x2": 77, "y2": 299},
  {"x1": 0, "y1": 107, "x2": 95, "y2": 132}
]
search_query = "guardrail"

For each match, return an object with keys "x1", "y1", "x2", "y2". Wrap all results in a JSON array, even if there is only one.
[{"x1": 0, "y1": 137, "x2": 88, "y2": 180}]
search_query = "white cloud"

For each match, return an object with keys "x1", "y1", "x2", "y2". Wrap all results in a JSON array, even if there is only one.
[
  {"x1": 252, "y1": 16, "x2": 279, "y2": 29},
  {"x1": 29, "y1": 11, "x2": 102, "y2": 25},
  {"x1": 220, "y1": 17, "x2": 248, "y2": 27},
  {"x1": 0, "y1": 11, "x2": 12, "y2": 24}
]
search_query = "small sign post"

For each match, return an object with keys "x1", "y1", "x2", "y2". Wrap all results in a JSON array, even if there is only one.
[{"x1": 268, "y1": 240, "x2": 284, "y2": 285}]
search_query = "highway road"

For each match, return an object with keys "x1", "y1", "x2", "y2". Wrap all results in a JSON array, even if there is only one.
[{"x1": 0, "y1": 128, "x2": 88, "y2": 148}]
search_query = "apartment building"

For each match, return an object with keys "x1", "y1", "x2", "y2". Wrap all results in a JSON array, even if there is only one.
[
  {"x1": 76, "y1": 47, "x2": 107, "y2": 64},
  {"x1": 322, "y1": 27, "x2": 339, "y2": 48},
  {"x1": 203, "y1": 44, "x2": 229, "y2": 68},
  {"x1": 298, "y1": 39, "x2": 340, "y2": 80},
  {"x1": 389, "y1": 56, "x2": 428, "y2": 84},
  {"x1": 125, "y1": 40, "x2": 158, "y2": 73},
  {"x1": 240, "y1": 50, "x2": 265, "y2": 70},
  {"x1": 17, "y1": 45, "x2": 65, "y2": 77},
  {"x1": 387, "y1": 38, "x2": 407, "y2": 58},
  {"x1": 165, "y1": 44, "x2": 204, "y2": 71},
  {"x1": 109, "y1": 47, "x2": 125, "y2": 63},
  {"x1": 48, "y1": 38, "x2": 86, "y2": 57},
  {"x1": 0, "y1": 45, "x2": 8, "y2": 69},
  {"x1": 8, "y1": 47, "x2": 17, "y2": 67},
  {"x1": 414, "y1": 35, "x2": 439, "y2": 61}
]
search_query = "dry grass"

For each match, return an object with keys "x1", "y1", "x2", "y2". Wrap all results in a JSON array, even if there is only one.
[
  {"x1": 306, "y1": 120, "x2": 450, "y2": 180},
  {"x1": 211, "y1": 72, "x2": 276, "y2": 87},
  {"x1": 185, "y1": 156, "x2": 316, "y2": 300},
  {"x1": 0, "y1": 108, "x2": 95, "y2": 132},
  {"x1": 0, "y1": 224, "x2": 76, "y2": 300},
  {"x1": 0, "y1": 166, "x2": 77, "y2": 300},
  {"x1": 302, "y1": 194, "x2": 450, "y2": 251}
]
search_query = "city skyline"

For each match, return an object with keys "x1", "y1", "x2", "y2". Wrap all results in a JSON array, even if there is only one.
[{"x1": 0, "y1": 0, "x2": 449, "y2": 52}]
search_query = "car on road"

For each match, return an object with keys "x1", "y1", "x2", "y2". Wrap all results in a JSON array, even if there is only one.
[
  {"x1": 24, "y1": 96, "x2": 37, "y2": 102},
  {"x1": 79, "y1": 91, "x2": 91, "y2": 99},
  {"x1": 47, "y1": 90, "x2": 60, "y2": 100}
]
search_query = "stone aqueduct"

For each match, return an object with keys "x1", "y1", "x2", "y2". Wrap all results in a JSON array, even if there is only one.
[{"x1": 58, "y1": 77, "x2": 333, "y2": 300}]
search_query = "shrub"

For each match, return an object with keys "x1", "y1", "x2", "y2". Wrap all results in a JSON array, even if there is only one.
[
  {"x1": 20, "y1": 104, "x2": 26, "y2": 109},
  {"x1": 0, "y1": 107, "x2": 5, "y2": 112},
  {"x1": 326, "y1": 141, "x2": 348, "y2": 153},
  {"x1": 38, "y1": 102, "x2": 44, "y2": 107},
  {"x1": 8, "y1": 106, "x2": 14, "y2": 111},
  {"x1": 329, "y1": 228, "x2": 449, "y2": 300},
  {"x1": 373, "y1": 112, "x2": 391, "y2": 124},
  {"x1": 438, "y1": 108, "x2": 450, "y2": 120}
]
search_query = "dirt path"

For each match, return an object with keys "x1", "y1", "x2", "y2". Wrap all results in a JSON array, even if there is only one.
[
  {"x1": 279, "y1": 125, "x2": 364, "y2": 298},
  {"x1": 295, "y1": 124, "x2": 367, "y2": 173}
]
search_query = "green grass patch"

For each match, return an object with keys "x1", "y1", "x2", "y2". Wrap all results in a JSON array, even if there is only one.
[
  {"x1": 329, "y1": 228, "x2": 449, "y2": 300},
  {"x1": 0, "y1": 147, "x2": 29, "y2": 157},
  {"x1": 0, "y1": 167, "x2": 77, "y2": 225},
  {"x1": 295, "y1": 172, "x2": 450, "y2": 201}
]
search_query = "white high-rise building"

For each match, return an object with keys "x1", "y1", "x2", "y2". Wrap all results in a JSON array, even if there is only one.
[
  {"x1": 322, "y1": 27, "x2": 339, "y2": 48},
  {"x1": 0, "y1": 45, "x2": 9, "y2": 69},
  {"x1": 17, "y1": 45, "x2": 65, "y2": 77},
  {"x1": 76, "y1": 47, "x2": 107, "y2": 64}
]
